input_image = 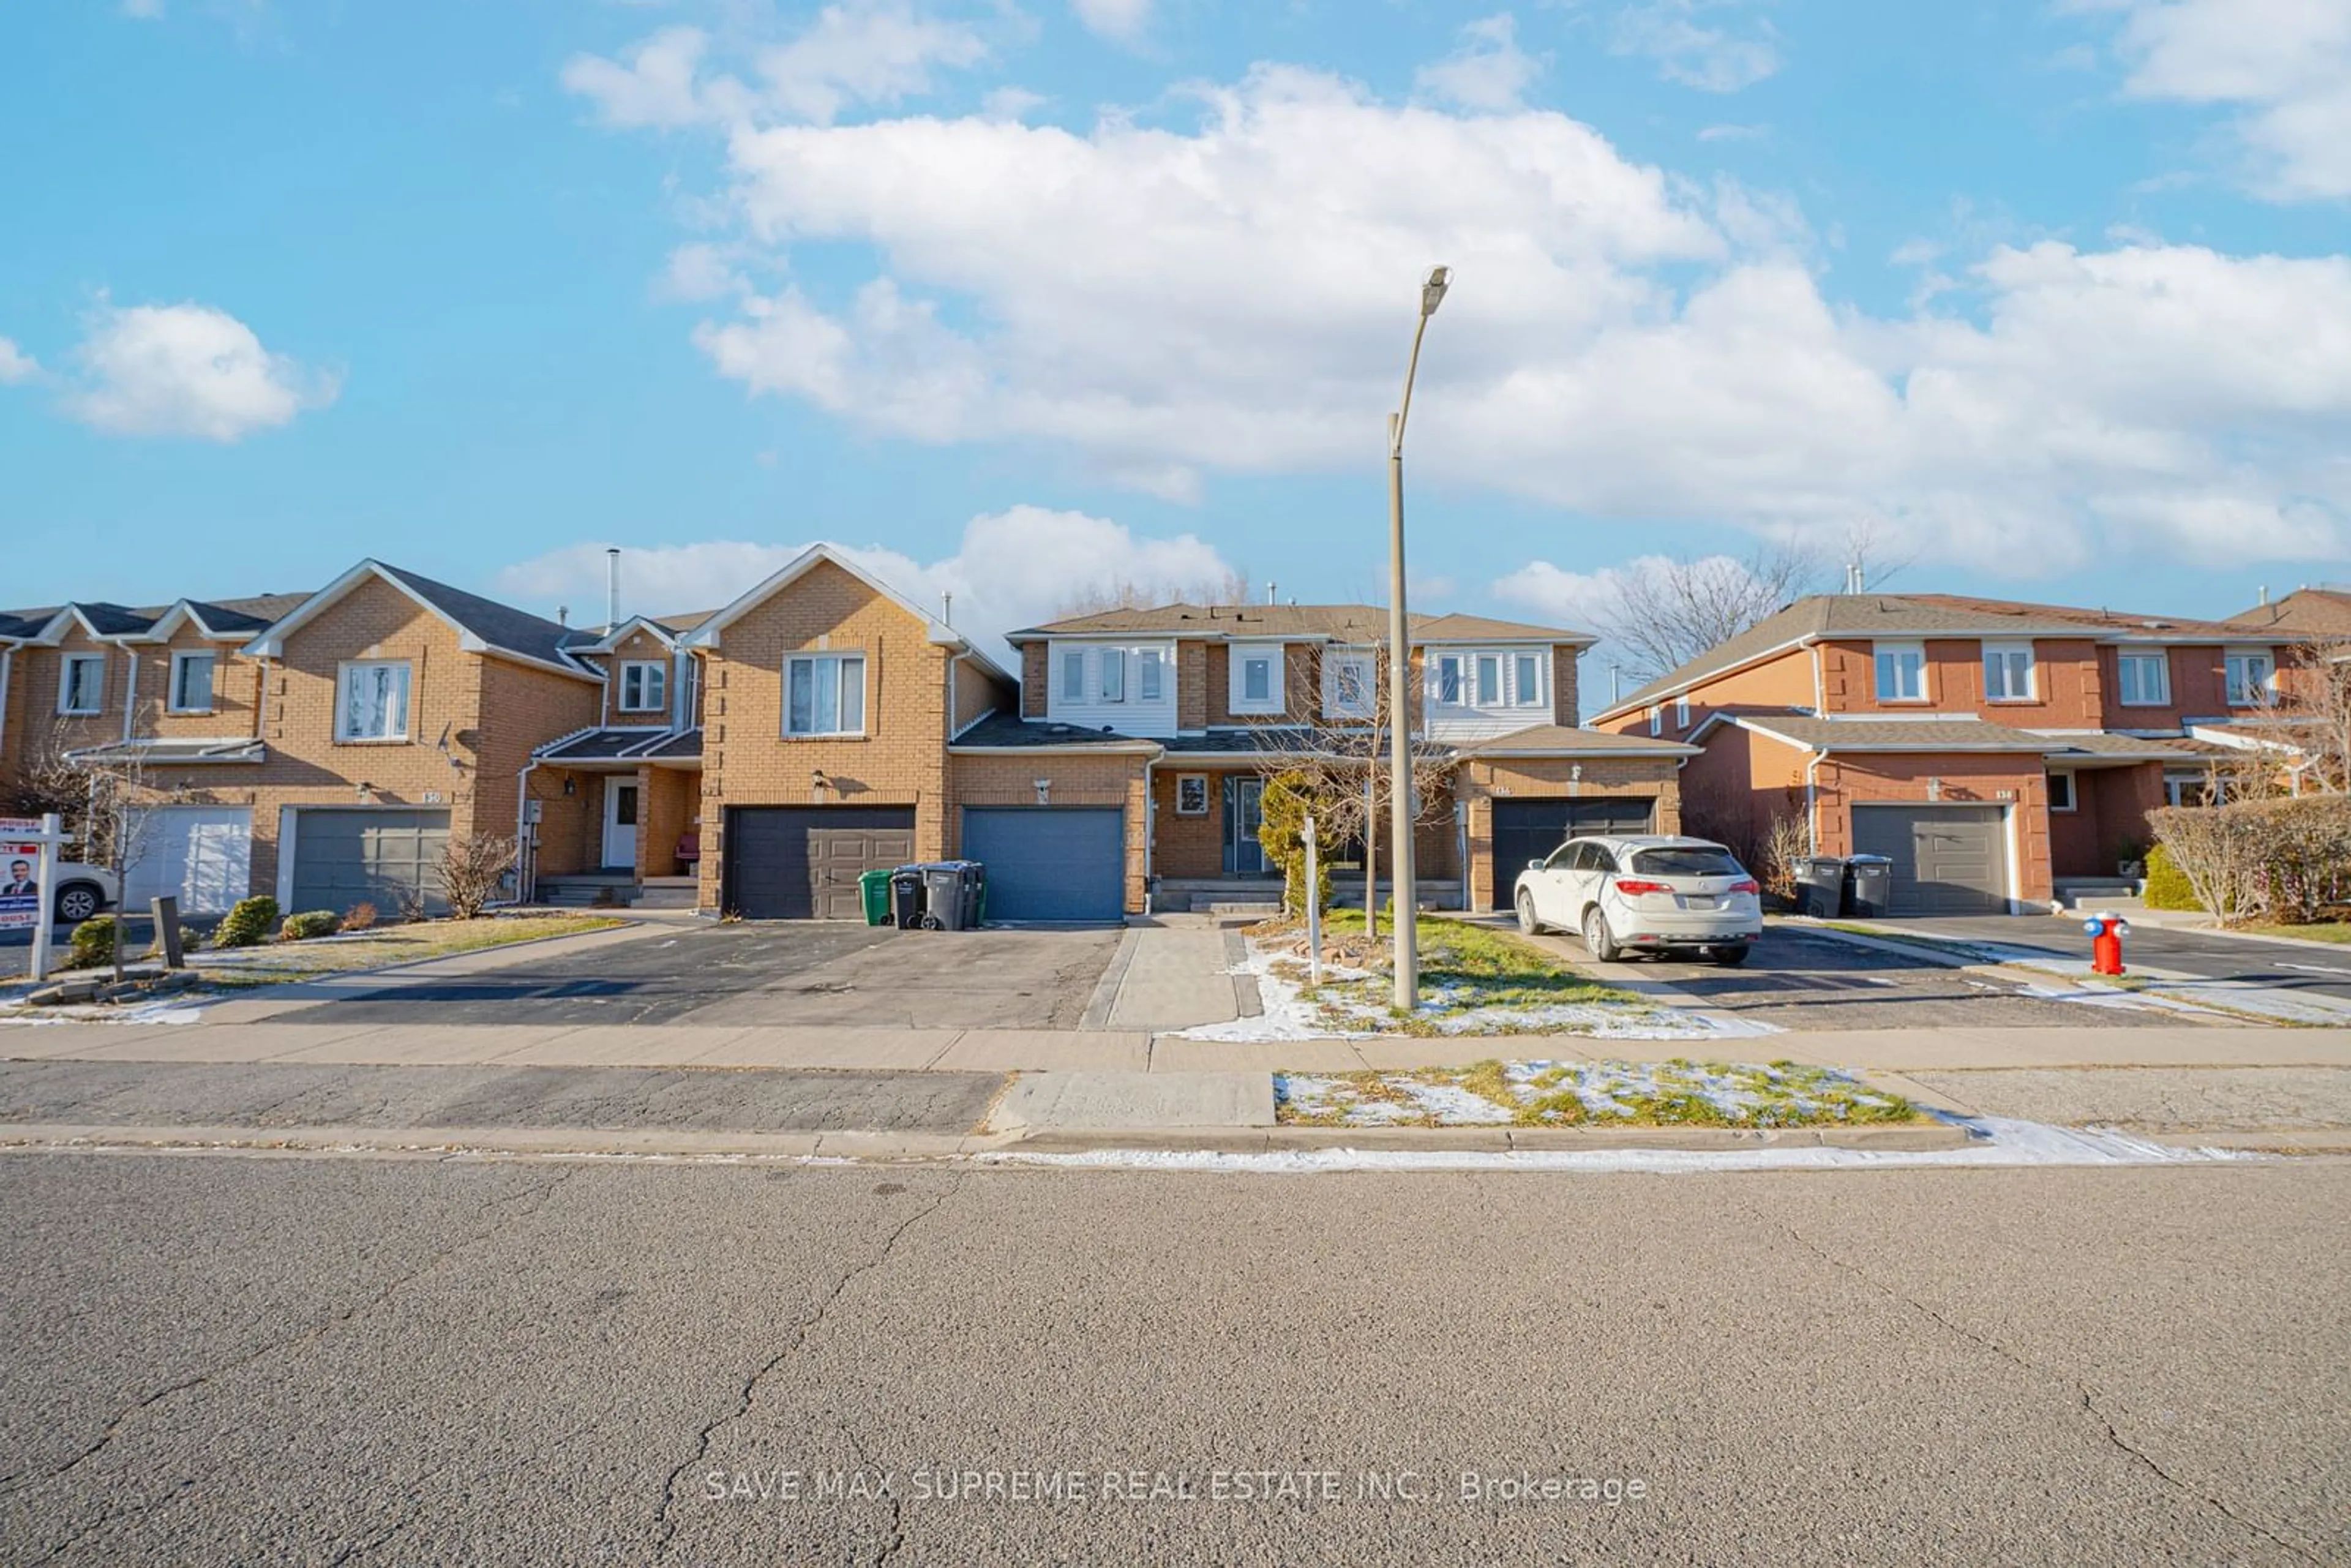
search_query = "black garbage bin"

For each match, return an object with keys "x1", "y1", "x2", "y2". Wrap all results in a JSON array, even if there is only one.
[
  {"x1": 946, "y1": 860, "x2": 986, "y2": 928},
  {"x1": 1794, "y1": 855, "x2": 1847, "y2": 918},
  {"x1": 1844, "y1": 854, "x2": 1893, "y2": 918},
  {"x1": 888, "y1": 866, "x2": 926, "y2": 929},
  {"x1": 920, "y1": 863, "x2": 970, "y2": 931}
]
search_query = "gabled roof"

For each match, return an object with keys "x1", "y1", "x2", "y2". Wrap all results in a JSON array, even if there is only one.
[
  {"x1": 1011, "y1": 601, "x2": 1592, "y2": 646},
  {"x1": 242, "y1": 560, "x2": 599, "y2": 681},
  {"x1": 570, "y1": 614, "x2": 682, "y2": 655},
  {"x1": 1897, "y1": 593, "x2": 2268, "y2": 642},
  {"x1": 23, "y1": 602, "x2": 159, "y2": 642},
  {"x1": 681, "y1": 543, "x2": 1014, "y2": 684},
  {"x1": 2229, "y1": 587, "x2": 2351, "y2": 639},
  {"x1": 130, "y1": 596, "x2": 309, "y2": 642}
]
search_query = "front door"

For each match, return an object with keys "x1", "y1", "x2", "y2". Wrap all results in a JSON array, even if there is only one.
[
  {"x1": 602, "y1": 781, "x2": 639, "y2": 872},
  {"x1": 1224, "y1": 776, "x2": 1268, "y2": 876}
]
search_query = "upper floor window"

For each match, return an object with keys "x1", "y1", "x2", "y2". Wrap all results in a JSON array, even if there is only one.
[
  {"x1": 1231, "y1": 647, "x2": 1283, "y2": 714},
  {"x1": 2117, "y1": 650, "x2": 2170, "y2": 707},
  {"x1": 618, "y1": 659, "x2": 667, "y2": 714},
  {"x1": 337, "y1": 660, "x2": 411, "y2": 741},
  {"x1": 1474, "y1": 655, "x2": 1502, "y2": 707},
  {"x1": 1875, "y1": 642, "x2": 1926, "y2": 703},
  {"x1": 1061, "y1": 650, "x2": 1085, "y2": 702},
  {"x1": 786, "y1": 653, "x2": 866, "y2": 737},
  {"x1": 1328, "y1": 652, "x2": 1373, "y2": 718},
  {"x1": 1982, "y1": 642, "x2": 2036, "y2": 702},
  {"x1": 58, "y1": 653, "x2": 105, "y2": 716},
  {"x1": 2224, "y1": 650, "x2": 2274, "y2": 708},
  {"x1": 1648, "y1": 705, "x2": 1663, "y2": 737},
  {"x1": 169, "y1": 650, "x2": 216, "y2": 713},
  {"x1": 1674, "y1": 696, "x2": 1691, "y2": 730},
  {"x1": 1431, "y1": 655, "x2": 1463, "y2": 705},
  {"x1": 1138, "y1": 649, "x2": 1163, "y2": 702},
  {"x1": 1099, "y1": 648, "x2": 1126, "y2": 703},
  {"x1": 1513, "y1": 653, "x2": 1544, "y2": 707}
]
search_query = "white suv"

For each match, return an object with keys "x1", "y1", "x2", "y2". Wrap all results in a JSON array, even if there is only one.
[{"x1": 1514, "y1": 834, "x2": 1762, "y2": 967}]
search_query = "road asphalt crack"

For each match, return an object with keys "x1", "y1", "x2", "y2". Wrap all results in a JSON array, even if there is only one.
[
  {"x1": 6, "y1": 1166, "x2": 579, "y2": 1564},
  {"x1": 650, "y1": 1170, "x2": 967, "y2": 1560},
  {"x1": 1764, "y1": 1210, "x2": 2322, "y2": 1566}
]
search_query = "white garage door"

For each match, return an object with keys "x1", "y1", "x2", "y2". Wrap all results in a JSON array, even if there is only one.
[{"x1": 124, "y1": 806, "x2": 253, "y2": 915}]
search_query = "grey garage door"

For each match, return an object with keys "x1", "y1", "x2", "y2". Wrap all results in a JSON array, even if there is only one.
[
  {"x1": 725, "y1": 806, "x2": 916, "y2": 920},
  {"x1": 1851, "y1": 805, "x2": 2010, "y2": 915},
  {"x1": 1489, "y1": 797, "x2": 1657, "y2": 909},
  {"x1": 961, "y1": 807, "x2": 1125, "y2": 923},
  {"x1": 288, "y1": 809, "x2": 450, "y2": 918}
]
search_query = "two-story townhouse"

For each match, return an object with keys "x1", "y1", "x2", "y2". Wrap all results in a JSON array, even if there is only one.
[
  {"x1": 1588, "y1": 591, "x2": 2301, "y2": 914},
  {"x1": 980, "y1": 601, "x2": 1694, "y2": 916}
]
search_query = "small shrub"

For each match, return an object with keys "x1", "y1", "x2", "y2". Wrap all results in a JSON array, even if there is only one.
[
  {"x1": 213, "y1": 896, "x2": 280, "y2": 949},
  {"x1": 433, "y1": 833, "x2": 517, "y2": 921},
  {"x1": 339, "y1": 901, "x2": 378, "y2": 933},
  {"x1": 1256, "y1": 771, "x2": 1333, "y2": 918},
  {"x1": 68, "y1": 916, "x2": 117, "y2": 971},
  {"x1": 279, "y1": 909, "x2": 340, "y2": 942},
  {"x1": 2142, "y1": 844, "x2": 2198, "y2": 911}
]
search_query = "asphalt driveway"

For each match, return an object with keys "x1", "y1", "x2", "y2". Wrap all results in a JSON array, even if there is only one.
[
  {"x1": 260, "y1": 921, "x2": 1123, "y2": 1030},
  {"x1": 1870, "y1": 913, "x2": 2351, "y2": 1006}
]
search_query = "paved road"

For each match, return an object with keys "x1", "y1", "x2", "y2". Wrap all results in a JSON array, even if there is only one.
[
  {"x1": 259, "y1": 925, "x2": 1122, "y2": 1030},
  {"x1": 1888, "y1": 914, "x2": 2351, "y2": 1006},
  {"x1": 0, "y1": 1152, "x2": 2342, "y2": 1565},
  {"x1": 1575, "y1": 926, "x2": 2197, "y2": 1030}
]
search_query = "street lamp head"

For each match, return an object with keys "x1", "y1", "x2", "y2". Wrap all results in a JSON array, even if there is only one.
[{"x1": 1420, "y1": 265, "x2": 1452, "y2": 318}]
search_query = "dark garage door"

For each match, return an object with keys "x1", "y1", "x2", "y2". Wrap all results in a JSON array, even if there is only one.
[
  {"x1": 725, "y1": 806, "x2": 917, "y2": 920},
  {"x1": 962, "y1": 807, "x2": 1125, "y2": 923},
  {"x1": 1489, "y1": 797, "x2": 1655, "y2": 908},
  {"x1": 1851, "y1": 805, "x2": 2010, "y2": 915},
  {"x1": 288, "y1": 809, "x2": 451, "y2": 918}
]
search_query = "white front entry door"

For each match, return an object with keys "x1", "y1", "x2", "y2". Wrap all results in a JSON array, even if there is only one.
[{"x1": 602, "y1": 781, "x2": 639, "y2": 872}]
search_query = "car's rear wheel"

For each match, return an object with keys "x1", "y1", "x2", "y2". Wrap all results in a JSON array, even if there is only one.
[
  {"x1": 54, "y1": 883, "x2": 101, "y2": 925},
  {"x1": 1709, "y1": 943, "x2": 1750, "y2": 968},
  {"x1": 1583, "y1": 906, "x2": 1621, "y2": 962},
  {"x1": 1515, "y1": 889, "x2": 1543, "y2": 935}
]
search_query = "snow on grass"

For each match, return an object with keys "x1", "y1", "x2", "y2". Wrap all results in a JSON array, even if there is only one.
[{"x1": 1275, "y1": 1058, "x2": 1917, "y2": 1128}]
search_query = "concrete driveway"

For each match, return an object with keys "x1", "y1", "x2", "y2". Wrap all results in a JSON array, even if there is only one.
[
  {"x1": 1869, "y1": 912, "x2": 2351, "y2": 1007},
  {"x1": 260, "y1": 922, "x2": 1125, "y2": 1030}
]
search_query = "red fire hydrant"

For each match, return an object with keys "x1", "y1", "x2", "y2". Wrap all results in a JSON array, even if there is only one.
[{"x1": 2085, "y1": 912, "x2": 2129, "y2": 977}]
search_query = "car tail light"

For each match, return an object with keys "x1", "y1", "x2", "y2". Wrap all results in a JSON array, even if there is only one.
[
  {"x1": 1613, "y1": 879, "x2": 1671, "y2": 896},
  {"x1": 1730, "y1": 879, "x2": 1760, "y2": 895}
]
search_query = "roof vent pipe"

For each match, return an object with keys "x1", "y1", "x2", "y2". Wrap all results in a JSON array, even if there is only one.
[
  {"x1": 556, "y1": 606, "x2": 568, "y2": 627},
  {"x1": 2259, "y1": 584, "x2": 2270, "y2": 606},
  {"x1": 1266, "y1": 580, "x2": 1277, "y2": 604},
  {"x1": 941, "y1": 591, "x2": 954, "y2": 626},
  {"x1": 605, "y1": 547, "x2": 621, "y2": 632}
]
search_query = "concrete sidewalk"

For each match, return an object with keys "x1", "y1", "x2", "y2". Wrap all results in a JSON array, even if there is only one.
[{"x1": 1080, "y1": 920, "x2": 1256, "y2": 1030}]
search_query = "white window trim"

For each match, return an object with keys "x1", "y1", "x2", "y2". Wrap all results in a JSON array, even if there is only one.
[
  {"x1": 2116, "y1": 650, "x2": 2171, "y2": 708},
  {"x1": 1513, "y1": 652, "x2": 1546, "y2": 708},
  {"x1": 1431, "y1": 654, "x2": 1464, "y2": 707},
  {"x1": 2047, "y1": 770, "x2": 2077, "y2": 813},
  {"x1": 1982, "y1": 640, "x2": 2037, "y2": 703},
  {"x1": 1138, "y1": 648, "x2": 1163, "y2": 703},
  {"x1": 58, "y1": 652, "x2": 105, "y2": 716},
  {"x1": 1648, "y1": 705, "x2": 1662, "y2": 737},
  {"x1": 1674, "y1": 696, "x2": 1691, "y2": 730},
  {"x1": 1875, "y1": 642, "x2": 1928, "y2": 704},
  {"x1": 1060, "y1": 648, "x2": 1086, "y2": 703},
  {"x1": 2224, "y1": 648, "x2": 2275, "y2": 708},
  {"x1": 1099, "y1": 648, "x2": 1126, "y2": 703},
  {"x1": 1229, "y1": 646, "x2": 1284, "y2": 715},
  {"x1": 1327, "y1": 652, "x2": 1375, "y2": 719},
  {"x1": 784, "y1": 652, "x2": 869, "y2": 738},
  {"x1": 167, "y1": 650, "x2": 216, "y2": 715},
  {"x1": 335, "y1": 659, "x2": 413, "y2": 743},
  {"x1": 1473, "y1": 653, "x2": 1502, "y2": 708},
  {"x1": 617, "y1": 659, "x2": 668, "y2": 714}
]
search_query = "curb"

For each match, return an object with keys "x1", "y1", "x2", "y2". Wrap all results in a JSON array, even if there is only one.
[{"x1": 1009, "y1": 1120, "x2": 1970, "y2": 1155}]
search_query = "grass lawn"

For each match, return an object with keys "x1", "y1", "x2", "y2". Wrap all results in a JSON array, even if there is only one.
[
  {"x1": 192, "y1": 914, "x2": 628, "y2": 986},
  {"x1": 1277, "y1": 1058, "x2": 1923, "y2": 1128},
  {"x1": 1260, "y1": 909, "x2": 1660, "y2": 1036},
  {"x1": 2233, "y1": 921, "x2": 2351, "y2": 945}
]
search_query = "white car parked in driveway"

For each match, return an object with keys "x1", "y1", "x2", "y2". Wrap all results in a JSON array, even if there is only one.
[{"x1": 1513, "y1": 834, "x2": 1763, "y2": 967}]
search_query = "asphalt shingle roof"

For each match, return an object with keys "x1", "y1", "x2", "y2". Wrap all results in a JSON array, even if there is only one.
[
  {"x1": 1739, "y1": 716, "x2": 2060, "y2": 752},
  {"x1": 373, "y1": 563, "x2": 582, "y2": 668},
  {"x1": 950, "y1": 714, "x2": 1158, "y2": 750},
  {"x1": 535, "y1": 727, "x2": 705, "y2": 762},
  {"x1": 1014, "y1": 602, "x2": 1590, "y2": 643},
  {"x1": 2229, "y1": 587, "x2": 2351, "y2": 638}
]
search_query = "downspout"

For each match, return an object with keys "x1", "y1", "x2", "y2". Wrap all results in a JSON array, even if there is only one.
[
  {"x1": 1804, "y1": 749, "x2": 1825, "y2": 855},
  {"x1": 1141, "y1": 752, "x2": 1157, "y2": 916},
  {"x1": 120, "y1": 642, "x2": 138, "y2": 743},
  {"x1": 514, "y1": 757, "x2": 539, "y2": 904},
  {"x1": 0, "y1": 646, "x2": 13, "y2": 760},
  {"x1": 1809, "y1": 640, "x2": 1825, "y2": 717}
]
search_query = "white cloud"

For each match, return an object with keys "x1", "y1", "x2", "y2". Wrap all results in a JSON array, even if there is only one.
[
  {"x1": 1415, "y1": 13, "x2": 1545, "y2": 112},
  {"x1": 492, "y1": 507, "x2": 1241, "y2": 661},
  {"x1": 1695, "y1": 122, "x2": 1764, "y2": 142},
  {"x1": 656, "y1": 241, "x2": 749, "y2": 302},
  {"x1": 121, "y1": 0, "x2": 165, "y2": 17},
  {"x1": 2087, "y1": 0, "x2": 2351, "y2": 201},
  {"x1": 0, "y1": 337, "x2": 37, "y2": 384},
  {"x1": 1071, "y1": 0, "x2": 1150, "y2": 47},
  {"x1": 1613, "y1": 1, "x2": 1780, "y2": 94},
  {"x1": 562, "y1": 25, "x2": 721, "y2": 129},
  {"x1": 63, "y1": 301, "x2": 337, "y2": 441},
  {"x1": 577, "y1": 51, "x2": 2351, "y2": 576}
]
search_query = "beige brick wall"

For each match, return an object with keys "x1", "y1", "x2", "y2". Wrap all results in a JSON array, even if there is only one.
[
  {"x1": 950, "y1": 751, "x2": 1150, "y2": 913},
  {"x1": 640, "y1": 765, "x2": 700, "y2": 878},
  {"x1": 1020, "y1": 643, "x2": 1048, "y2": 718},
  {"x1": 1456, "y1": 756, "x2": 1683, "y2": 912}
]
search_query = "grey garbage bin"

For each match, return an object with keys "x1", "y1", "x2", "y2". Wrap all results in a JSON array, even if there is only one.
[
  {"x1": 888, "y1": 866, "x2": 927, "y2": 929},
  {"x1": 945, "y1": 860, "x2": 986, "y2": 928},
  {"x1": 920, "y1": 864, "x2": 969, "y2": 930},
  {"x1": 1794, "y1": 855, "x2": 1847, "y2": 918},
  {"x1": 1844, "y1": 855, "x2": 1893, "y2": 918}
]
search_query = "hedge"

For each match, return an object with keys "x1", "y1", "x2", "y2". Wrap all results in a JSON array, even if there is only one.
[{"x1": 2147, "y1": 795, "x2": 2351, "y2": 924}]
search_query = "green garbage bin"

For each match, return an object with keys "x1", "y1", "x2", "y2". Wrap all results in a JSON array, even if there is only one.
[{"x1": 858, "y1": 867, "x2": 895, "y2": 926}]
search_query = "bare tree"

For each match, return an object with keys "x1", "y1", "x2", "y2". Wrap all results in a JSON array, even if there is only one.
[
  {"x1": 1251, "y1": 646, "x2": 1452, "y2": 939},
  {"x1": 1589, "y1": 543, "x2": 1816, "y2": 683},
  {"x1": 2274, "y1": 636, "x2": 2351, "y2": 794},
  {"x1": 435, "y1": 833, "x2": 519, "y2": 920},
  {"x1": 1055, "y1": 569, "x2": 1254, "y2": 620}
]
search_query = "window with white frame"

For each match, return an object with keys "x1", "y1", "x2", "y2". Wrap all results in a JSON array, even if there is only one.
[
  {"x1": 1983, "y1": 642, "x2": 2036, "y2": 702},
  {"x1": 1674, "y1": 695, "x2": 1691, "y2": 730},
  {"x1": 2224, "y1": 650, "x2": 2274, "y2": 707},
  {"x1": 785, "y1": 653, "x2": 866, "y2": 737},
  {"x1": 2047, "y1": 771, "x2": 2075, "y2": 812},
  {"x1": 618, "y1": 659, "x2": 667, "y2": 713},
  {"x1": 1098, "y1": 648, "x2": 1126, "y2": 702},
  {"x1": 1875, "y1": 642, "x2": 1926, "y2": 702},
  {"x1": 1513, "y1": 653, "x2": 1543, "y2": 707},
  {"x1": 1431, "y1": 654, "x2": 1463, "y2": 705},
  {"x1": 1060, "y1": 649, "x2": 1085, "y2": 702},
  {"x1": 1329, "y1": 652, "x2": 1373, "y2": 718},
  {"x1": 1474, "y1": 654, "x2": 1502, "y2": 707},
  {"x1": 1648, "y1": 705, "x2": 1662, "y2": 737},
  {"x1": 1138, "y1": 649, "x2": 1163, "y2": 702},
  {"x1": 2117, "y1": 650, "x2": 2170, "y2": 707},
  {"x1": 336, "y1": 660, "x2": 411, "y2": 741},
  {"x1": 58, "y1": 653, "x2": 104, "y2": 715},
  {"x1": 168, "y1": 650, "x2": 216, "y2": 713},
  {"x1": 1231, "y1": 647, "x2": 1283, "y2": 713}
]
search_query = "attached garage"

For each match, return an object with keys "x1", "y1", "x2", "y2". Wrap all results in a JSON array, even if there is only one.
[
  {"x1": 1851, "y1": 805, "x2": 2011, "y2": 915},
  {"x1": 724, "y1": 806, "x2": 916, "y2": 920},
  {"x1": 285, "y1": 808, "x2": 451, "y2": 918},
  {"x1": 961, "y1": 807, "x2": 1125, "y2": 923},
  {"x1": 1488, "y1": 797, "x2": 1657, "y2": 909},
  {"x1": 124, "y1": 806, "x2": 252, "y2": 915}
]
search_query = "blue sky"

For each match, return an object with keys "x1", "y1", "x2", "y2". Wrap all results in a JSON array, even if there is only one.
[{"x1": 2, "y1": 0, "x2": 2346, "y2": 662}]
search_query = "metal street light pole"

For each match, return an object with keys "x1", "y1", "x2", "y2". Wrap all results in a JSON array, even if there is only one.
[{"x1": 1387, "y1": 264, "x2": 1449, "y2": 1013}]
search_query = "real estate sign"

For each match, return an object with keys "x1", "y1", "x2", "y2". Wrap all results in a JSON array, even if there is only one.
[{"x1": 0, "y1": 818, "x2": 46, "y2": 931}]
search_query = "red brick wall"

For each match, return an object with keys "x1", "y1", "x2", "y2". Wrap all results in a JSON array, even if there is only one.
[
  {"x1": 1457, "y1": 757, "x2": 1682, "y2": 912},
  {"x1": 1813, "y1": 752, "x2": 2053, "y2": 906}
]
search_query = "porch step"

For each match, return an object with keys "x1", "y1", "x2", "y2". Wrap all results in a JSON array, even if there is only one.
[
  {"x1": 538, "y1": 875, "x2": 638, "y2": 909},
  {"x1": 2055, "y1": 878, "x2": 2145, "y2": 912},
  {"x1": 632, "y1": 885, "x2": 698, "y2": 910},
  {"x1": 1198, "y1": 899, "x2": 1281, "y2": 916}
]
